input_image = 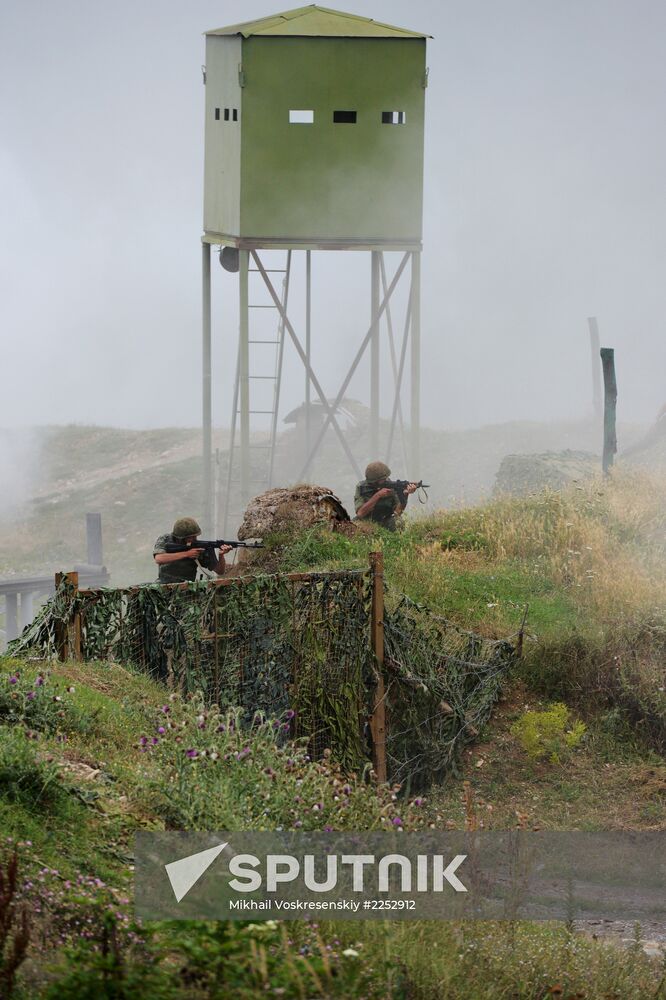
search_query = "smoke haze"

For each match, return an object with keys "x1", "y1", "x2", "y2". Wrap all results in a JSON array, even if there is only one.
[{"x1": 1, "y1": 0, "x2": 665, "y2": 436}]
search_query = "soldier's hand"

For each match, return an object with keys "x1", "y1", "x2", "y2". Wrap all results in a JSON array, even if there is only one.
[
  {"x1": 218, "y1": 545, "x2": 234, "y2": 556},
  {"x1": 184, "y1": 547, "x2": 204, "y2": 559},
  {"x1": 404, "y1": 483, "x2": 419, "y2": 495},
  {"x1": 377, "y1": 487, "x2": 394, "y2": 498}
]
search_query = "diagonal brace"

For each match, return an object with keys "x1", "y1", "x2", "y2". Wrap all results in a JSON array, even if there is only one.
[
  {"x1": 251, "y1": 251, "x2": 362, "y2": 479},
  {"x1": 298, "y1": 252, "x2": 410, "y2": 480}
]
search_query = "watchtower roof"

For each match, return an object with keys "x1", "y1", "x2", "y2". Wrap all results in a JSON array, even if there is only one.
[{"x1": 206, "y1": 4, "x2": 430, "y2": 40}]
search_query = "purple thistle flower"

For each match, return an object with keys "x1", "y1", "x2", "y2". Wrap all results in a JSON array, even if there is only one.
[
  {"x1": 139, "y1": 736, "x2": 148, "y2": 746},
  {"x1": 294, "y1": 820, "x2": 303, "y2": 828},
  {"x1": 35, "y1": 676, "x2": 44, "y2": 686},
  {"x1": 324, "y1": 825, "x2": 334, "y2": 832},
  {"x1": 157, "y1": 726, "x2": 165, "y2": 735},
  {"x1": 151, "y1": 737, "x2": 159, "y2": 745},
  {"x1": 161, "y1": 705, "x2": 170, "y2": 714},
  {"x1": 284, "y1": 709, "x2": 296, "y2": 720},
  {"x1": 8, "y1": 676, "x2": 18, "y2": 685},
  {"x1": 342, "y1": 784, "x2": 352, "y2": 795},
  {"x1": 216, "y1": 724, "x2": 226, "y2": 733},
  {"x1": 413, "y1": 797, "x2": 424, "y2": 807},
  {"x1": 186, "y1": 749, "x2": 198, "y2": 759},
  {"x1": 26, "y1": 691, "x2": 35, "y2": 701},
  {"x1": 392, "y1": 817, "x2": 403, "y2": 826}
]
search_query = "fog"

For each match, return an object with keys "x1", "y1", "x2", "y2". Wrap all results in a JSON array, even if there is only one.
[{"x1": 2, "y1": 0, "x2": 665, "y2": 436}]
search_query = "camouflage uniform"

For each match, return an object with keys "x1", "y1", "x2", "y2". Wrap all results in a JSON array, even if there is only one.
[
  {"x1": 353, "y1": 480, "x2": 402, "y2": 531},
  {"x1": 153, "y1": 533, "x2": 218, "y2": 584}
]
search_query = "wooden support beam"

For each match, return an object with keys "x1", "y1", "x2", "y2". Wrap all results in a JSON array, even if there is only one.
[{"x1": 369, "y1": 551, "x2": 387, "y2": 783}]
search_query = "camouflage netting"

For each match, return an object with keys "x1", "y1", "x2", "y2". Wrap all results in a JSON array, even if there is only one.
[{"x1": 9, "y1": 571, "x2": 515, "y2": 786}]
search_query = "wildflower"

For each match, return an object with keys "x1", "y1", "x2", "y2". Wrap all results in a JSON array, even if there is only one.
[
  {"x1": 139, "y1": 736, "x2": 148, "y2": 746},
  {"x1": 8, "y1": 676, "x2": 18, "y2": 685},
  {"x1": 413, "y1": 797, "x2": 424, "y2": 806},
  {"x1": 209, "y1": 752, "x2": 219, "y2": 761},
  {"x1": 26, "y1": 691, "x2": 35, "y2": 701},
  {"x1": 67, "y1": 686, "x2": 75, "y2": 693},
  {"x1": 186, "y1": 749, "x2": 198, "y2": 759},
  {"x1": 284, "y1": 709, "x2": 296, "y2": 720},
  {"x1": 342, "y1": 948, "x2": 359, "y2": 958},
  {"x1": 161, "y1": 705, "x2": 170, "y2": 714},
  {"x1": 312, "y1": 803, "x2": 322, "y2": 812},
  {"x1": 294, "y1": 820, "x2": 303, "y2": 828},
  {"x1": 157, "y1": 726, "x2": 165, "y2": 735},
  {"x1": 216, "y1": 724, "x2": 226, "y2": 733},
  {"x1": 392, "y1": 817, "x2": 402, "y2": 826},
  {"x1": 35, "y1": 675, "x2": 44, "y2": 686},
  {"x1": 151, "y1": 737, "x2": 159, "y2": 745}
]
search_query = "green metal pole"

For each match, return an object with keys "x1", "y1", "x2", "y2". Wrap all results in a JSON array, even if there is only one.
[
  {"x1": 202, "y1": 241, "x2": 212, "y2": 534},
  {"x1": 239, "y1": 249, "x2": 250, "y2": 504},
  {"x1": 410, "y1": 251, "x2": 421, "y2": 479}
]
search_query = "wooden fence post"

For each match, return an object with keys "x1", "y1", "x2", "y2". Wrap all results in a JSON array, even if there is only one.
[
  {"x1": 600, "y1": 347, "x2": 617, "y2": 475},
  {"x1": 54, "y1": 571, "x2": 80, "y2": 662},
  {"x1": 369, "y1": 552, "x2": 387, "y2": 783}
]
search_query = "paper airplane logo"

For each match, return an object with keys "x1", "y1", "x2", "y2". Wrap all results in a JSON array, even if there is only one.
[{"x1": 165, "y1": 841, "x2": 228, "y2": 902}]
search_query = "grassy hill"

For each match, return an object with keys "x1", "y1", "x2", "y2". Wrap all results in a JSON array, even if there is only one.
[
  {"x1": 0, "y1": 416, "x2": 648, "y2": 588},
  {"x1": 0, "y1": 463, "x2": 664, "y2": 996},
  {"x1": 0, "y1": 425, "x2": 665, "y2": 996}
]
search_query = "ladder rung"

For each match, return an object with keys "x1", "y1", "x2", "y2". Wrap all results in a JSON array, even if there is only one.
[
  {"x1": 248, "y1": 375, "x2": 276, "y2": 380},
  {"x1": 249, "y1": 340, "x2": 279, "y2": 344},
  {"x1": 249, "y1": 269, "x2": 287, "y2": 273},
  {"x1": 248, "y1": 305, "x2": 276, "y2": 309}
]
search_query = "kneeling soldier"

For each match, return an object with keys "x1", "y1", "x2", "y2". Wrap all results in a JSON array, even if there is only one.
[
  {"x1": 354, "y1": 462, "x2": 417, "y2": 532},
  {"x1": 153, "y1": 518, "x2": 233, "y2": 583}
]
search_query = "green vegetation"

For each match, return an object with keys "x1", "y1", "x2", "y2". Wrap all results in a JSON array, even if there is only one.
[
  {"x1": 1, "y1": 467, "x2": 665, "y2": 996},
  {"x1": 510, "y1": 702, "x2": 587, "y2": 763}
]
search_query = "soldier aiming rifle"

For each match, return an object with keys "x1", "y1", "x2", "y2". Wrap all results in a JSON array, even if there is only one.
[
  {"x1": 153, "y1": 518, "x2": 261, "y2": 584},
  {"x1": 354, "y1": 462, "x2": 427, "y2": 531}
]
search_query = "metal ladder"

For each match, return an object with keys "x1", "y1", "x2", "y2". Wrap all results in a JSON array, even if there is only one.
[{"x1": 221, "y1": 251, "x2": 292, "y2": 536}]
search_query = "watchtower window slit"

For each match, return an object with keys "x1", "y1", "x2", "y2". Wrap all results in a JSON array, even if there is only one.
[
  {"x1": 382, "y1": 111, "x2": 406, "y2": 125},
  {"x1": 333, "y1": 110, "x2": 357, "y2": 123},
  {"x1": 289, "y1": 110, "x2": 314, "y2": 124}
]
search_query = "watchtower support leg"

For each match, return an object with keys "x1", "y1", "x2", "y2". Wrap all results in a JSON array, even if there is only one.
[
  {"x1": 410, "y1": 251, "x2": 422, "y2": 479},
  {"x1": 202, "y1": 242, "x2": 213, "y2": 534},
  {"x1": 370, "y1": 251, "x2": 381, "y2": 456},
  {"x1": 239, "y1": 249, "x2": 250, "y2": 504},
  {"x1": 305, "y1": 250, "x2": 312, "y2": 461}
]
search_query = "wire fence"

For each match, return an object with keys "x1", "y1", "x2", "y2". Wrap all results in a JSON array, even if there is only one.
[{"x1": 8, "y1": 559, "x2": 517, "y2": 786}]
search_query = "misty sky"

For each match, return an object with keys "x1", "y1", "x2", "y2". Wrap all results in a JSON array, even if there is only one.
[{"x1": 2, "y1": 0, "x2": 665, "y2": 432}]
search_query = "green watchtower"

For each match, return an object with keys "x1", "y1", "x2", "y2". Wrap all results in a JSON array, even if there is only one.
[
  {"x1": 200, "y1": 6, "x2": 430, "y2": 531},
  {"x1": 203, "y1": 5, "x2": 428, "y2": 247}
]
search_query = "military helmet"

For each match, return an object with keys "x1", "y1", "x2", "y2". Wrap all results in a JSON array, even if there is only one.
[
  {"x1": 172, "y1": 517, "x2": 201, "y2": 538},
  {"x1": 365, "y1": 461, "x2": 391, "y2": 483}
]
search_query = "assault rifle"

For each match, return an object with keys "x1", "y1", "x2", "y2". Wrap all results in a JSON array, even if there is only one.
[
  {"x1": 388, "y1": 479, "x2": 430, "y2": 505},
  {"x1": 164, "y1": 539, "x2": 263, "y2": 556}
]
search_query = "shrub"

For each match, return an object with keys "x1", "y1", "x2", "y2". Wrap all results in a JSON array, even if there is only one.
[
  {"x1": 0, "y1": 668, "x2": 97, "y2": 737},
  {"x1": 511, "y1": 703, "x2": 586, "y2": 763},
  {"x1": 141, "y1": 695, "x2": 425, "y2": 832},
  {"x1": 0, "y1": 728, "x2": 69, "y2": 811}
]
